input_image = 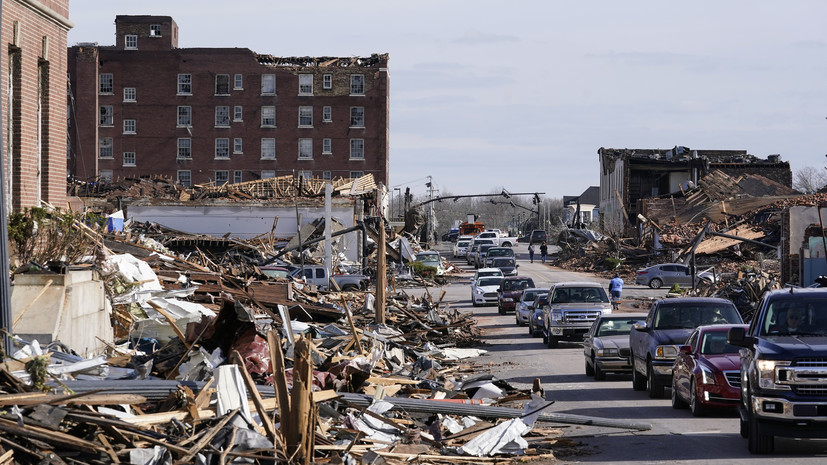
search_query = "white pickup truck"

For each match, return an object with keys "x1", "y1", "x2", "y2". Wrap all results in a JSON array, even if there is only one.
[
  {"x1": 291, "y1": 265, "x2": 371, "y2": 291},
  {"x1": 473, "y1": 230, "x2": 518, "y2": 248}
]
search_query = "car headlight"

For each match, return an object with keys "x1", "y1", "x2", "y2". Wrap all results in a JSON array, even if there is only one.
[
  {"x1": 655, "y1": 345, "x2": 678, "y2": 360},
  {"x1": 757, "y1": 359, "x2": 792, "y2": 390},
  {"x1": 474, "y1": 288, "x2": 484, "y2": 295},
  {"x1": 597, "y1": 348, "x2": 618, "y2": 357},
  {"x1": 551, "y1": 309, "x2": 562, "y2": 321},
  {"x1": 502, "y1": 298, "x2": 513, "y2": 302},
  {"x1": 699, "y1": 363, "x2": 716, "y2": 385}
]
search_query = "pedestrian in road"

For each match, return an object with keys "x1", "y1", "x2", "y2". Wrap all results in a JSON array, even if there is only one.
[
  {"x1": 609, "y1": 272, "x2": 623, "y2": 310},
  {"x1": 528, "y1": 242, "x2": 535, "y2": 263},
  {"x1": 539, "y1": 241, "x2": 548, "y2": 264}
]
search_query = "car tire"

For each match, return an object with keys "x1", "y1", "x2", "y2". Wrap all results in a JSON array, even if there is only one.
[
  {"x1": 647, "y1": 362, "x2": 664, "y2": 398},
  {"x1": 671, "y1": 377, "x2": 688, "y2": 409},
  {"x1": 689, "y1": 378, "x2": 706, "y2": 417},
  {"x1": 585, "y1": 358, "x2": 594, "y2": 377},
  {"x1": 498, "y1": 304, "x2": 505, "y2": 315},
  {"x1": 632, "y1": 366, "x2": 646, "y2": 391},
  {"x1": 594, "y1": 362, "x2": 606, "y2": 381},
  {"x1": 740, "y1": 411, "x2": 749, "y2": 438},
  {"x1": 542, "y1": 329, "x2": 549, "y2": 345},
  {"x1": 547, "y1": 335, "x2": 559, "y2": 349},
  {"x1": 528, "y1": 322, "x2": 535, "y2": 336},
  {"x1": 341, "y1": 284, "x2": 359, "y2": 292},
  {"x1": 748, "y1": 409, "x2": 774, "y2": 454},
  {"x1": 649, "y1": 278, "x2": 663, "y2": 289}
]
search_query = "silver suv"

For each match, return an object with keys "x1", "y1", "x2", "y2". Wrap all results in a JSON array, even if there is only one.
[{"x1": 542, "y1": 282, "x2": 612, "y2": 348}]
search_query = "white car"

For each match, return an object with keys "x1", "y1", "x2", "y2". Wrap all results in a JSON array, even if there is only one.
[
  {"x1": 453, "y1": 238, "x2": 471, "y2": 258},
  {"x1": 415, "y1": 251, "x2": 445, "y2": 276},
  {"x1": 471, "y1": 276, "x2": 503, "y2": 307},
  {"x1": 473, "y1": 267, "x2": 504, "y2": 283}
]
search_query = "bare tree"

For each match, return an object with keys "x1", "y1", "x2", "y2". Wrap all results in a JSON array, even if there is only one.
[{"x1": 793, "y1": 166, "x2": 827, "y2": 194}]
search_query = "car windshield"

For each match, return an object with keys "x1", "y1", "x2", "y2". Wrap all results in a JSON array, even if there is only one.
[
  {"x1": 595, "y1": 318, "x2": 638, "y2": 337},
  {"x1": 700, "y1": 331, "x2": 741, "y2": 354},
  {"x1": 492, "y1": 258, "x2": 515, "y2": 267},
  {"x1": 262, "y1": 268, "x2": 290, "y2": 278},
  {"x1": 550, "y1": 286, "x2": 609, "y2": 303},
  {"x1": 488, "y1": 249, "x2": 513, "y2": 257},
  {"x1": 503, "y1": 278, "x2": 534, "y2": 291},
  {"x1": 457, "y1": 241, "x2": 470, "y2": 247},
  {"x1": 523, "y1": 290, "x2": 546, "y2": 302},
  {"x1": 760, "y1": 297, "x2": 827, "y2": 336},
  {"x1": 653, "y1": 303, "x2": 742, "y2": 330},
  {"x1": 478, "y1": 277, "x2": 502, "y2": 287},
  {"x1": 477, "y1": 271, "x2": 502, "y2": 278}
]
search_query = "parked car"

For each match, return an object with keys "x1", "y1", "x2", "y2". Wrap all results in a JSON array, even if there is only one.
[
  {"x1": 415, "y1": 251, "x2": 445, "y2": 276},
  {"x1": 453, "y1": 238, "x2": 472, "y2": 258},
  {"x1": 471, "y1": 276, "x2": 503, "y2": 307},
  {"x1": 635, "y1": 263, "x2": 718, "y2": 289},
  {"x1": 528, "y1": 294, "x2": 550, "y2": 337},
  {"x1": 260, "y1": 265, "x2": 294, "y2": 279},
  {"x1": 516, "y1": 288, "x2": 547, "y2": 327},
  {"x1": 291, "y1": 265, "x2": 371, "y2": 291},
  {"x1": 497, "y1": 276, "x2": 535, "y2": 315},
  {"x1": 542, "y1": 282, "x2": 613, "y2": 348},
  {"x1": 584, "y1": 313, "x2": 647, "y2": 380},
  {"x1": 672, "y1": 324, "x2": 747, "y2": 416},
  {"x1": 630, "y1": 297, "x2": 744, "y2": 398},
  {"x1": 489, "y1": 257, "x2": 518, "y2": 276},
  {"x1": 472, "y1": 267, "x2": 504, "y2": 283},
  {"x1": 441, "y1": 228, "x2": 459, "y2": 242}
]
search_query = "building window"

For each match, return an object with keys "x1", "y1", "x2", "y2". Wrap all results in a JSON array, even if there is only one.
[
  {"x1": 350, "y1": 74, "x2": 365, "y2": 95},
  {"x1": 178, "y1": 74, "x2": 192, "y2": 95},
  {"x1": 323, "y1": 74, "x2": 332, "y2": 89},
  {"x1": 322, "y1": 106, "x2": 332, "y2": 122},
  {"x1": 261, "y1": 106, "x2": 275, "y2": 127},
  {"x1": 125, "y1": 35, "x2": 137, "y2": 49},
  {"x1": 100, "y1": 170, "x2": 113, "y2": 182},
  {"x1": 178, "y1": 138, "x2": 192, "y2": 159},
  {"x1": 178, "y1": 170, "x2": 192, "y2": 187},
  {"x1": 298, "y1": 170, "x2": 313, "y2": 180},
  {"x1": 99, "y1": 137, "x2": 113, "y2": 158},
  {"x1": 299, "y1": 106, "x2": 313, "y2": 127},
  {"x1": 234, "y1": 74, "x2": 243, "y2": 90},
  {"x1": 350, "y1": 107, "x2": 365, "y2": 127},
  {"x1": 234, "y1": 138, "x2": 243, "y2": 154},
  {"x1": 350, "y1": 171, "x2": 364, "y2": 178},
  {"x1": 299, "y1": 139, "x2": 313, "y2": 159},
  {"x1": 261, "y1": 74, "x2": 275, "y2": 95},
  {"x1": 262, "y1": 170, "x2": 276, "y2": 179},
  {"x1": 261, "y1": 138, "x2": 276, "y2": 159},
  {"x1": 100, "y1": 74, "x2": 113, "y2": 94},
  {"x1": 322, "y1": 138, "x2": 332, "y2": 154},
  {"x1": 215, "y1": 106, "x2": 230, "y2": 127},
  {"x1": 123, "y1": 119, "x2": 136, "y2": 134},
  {"x1": 234, "y1": 170, "x2": 243, "y2": 183},
  {"x1": 178, "y1": 106, "x2": 192, "y2": 126},
  {"x1": 234, "y1": 105, "x2": 243, "y2": 122},
  {"x1": 299, "y1": 74, "x2": 313, "y2": 95},
  {"x1": 322, "y1": 170, "x2": 332, "y2": 180},
  {"x1": 215, "y1": 74, "x2": 230, "y2": 95},
  {"x1": 123, "y1": 151, "x2": 136, "y2": 166},
  {"x1": 215, "y1": 170, "x2": 229, "y2": 184},
  {"x1": 215, "y1": 138, "x2": 230, "y2": 159},
  {"x1": 150, "y1": 24, "x2": 162, "y2": 36},
  {"x1": 350, "y1": 139, "x2": 365, "y2": 160},
  {"x1": 100, "y1": 106, "x2": 113, "y2": 126},
  {"x1": 123, "y1": 87, "x2": 136, "y2": 102}
]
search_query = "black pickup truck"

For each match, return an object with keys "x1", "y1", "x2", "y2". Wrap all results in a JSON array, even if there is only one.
[{"x1": 728, "y1": 288, "x2": 827, "y2": 454}]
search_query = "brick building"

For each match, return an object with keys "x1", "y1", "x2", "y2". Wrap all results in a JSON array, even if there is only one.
[
  {"x1": 67, "y1": 15, "x2": 389, "y2": 188},
  {"x1": 1, "y1": 0, "x2": 71, "y2": 211}
]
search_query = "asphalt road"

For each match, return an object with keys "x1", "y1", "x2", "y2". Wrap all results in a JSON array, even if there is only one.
[{"x1": 429, "y1": 241, "x2": 827, "y2": 464}]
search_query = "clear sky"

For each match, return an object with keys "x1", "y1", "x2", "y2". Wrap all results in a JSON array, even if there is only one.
[{"x1": 67, "y1": 1, "x2": 827, "y2": 200}]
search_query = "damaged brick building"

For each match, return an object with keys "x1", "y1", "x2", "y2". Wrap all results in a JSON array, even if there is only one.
[{"x1": 67, "y1": 15, "x2": 389, "y2": 188}]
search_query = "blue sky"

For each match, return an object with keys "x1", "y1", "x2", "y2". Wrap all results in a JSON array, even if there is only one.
[{"x1": 68, "y1": 1, "x2": 827, "y2": 200}]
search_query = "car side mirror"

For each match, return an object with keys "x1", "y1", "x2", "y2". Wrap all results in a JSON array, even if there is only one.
[
  {"x1": 678, "y1": 345, "x2": 692, "y2": 355},
  {"x1": 516, "y1": 264, "x2": 520, "y2": 268},
  {"x1": 728, "y1": 326, "x2": 755, "y2": 347},
  {"x1": 633, "y1": 322, "x2": 648, "y2": 331}
]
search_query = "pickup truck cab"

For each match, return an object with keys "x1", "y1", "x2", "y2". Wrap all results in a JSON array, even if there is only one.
[
  {"x1": 291, "y1": 265, "x2": 370, "y2": 291},
  {"x1": 630, "y1": 297, "x2": 743, "y2": 398},
  {"x1": 473, "y1": 231, "x2": 517, "y2": 248},
  {"x1": 542, "y1": 282, "x2": 613, "y2": 348},
  {"x1": 728, "y1": 288, "x2": 827, "y2": 454}
]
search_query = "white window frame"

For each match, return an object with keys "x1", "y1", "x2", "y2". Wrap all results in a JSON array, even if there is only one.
[
  {"x1": 322, "y1": 138, "x2": 332, "y2": 154},
  {"x1": 262, "y1": 170, "x2": 276, "y2": 179},
  {"x1": 99, "y1": 137, "x2": 113, "y2": 158},
  {"x1": 100, "y1": 74, "x2": 113, "y2": 94},
  {"x1": 100, "y1": 106, "x2": 113, "y2": 126},
  {"x1": 350, "y1": 107, "x2": 365, "y2": 128},
  {"x1": 298, "y1": 106, "x2": 313, "y2": 127},
  {"x1": 125, "y1": 35, "x2": 137, "y2": 49},
  {"x1": 215, "y1": 106, "x2": 230, "y2": 127},
  {"x1": 323, "y1": 74, "x2": 332, "y2": 89},
  {"x1": 350, "y1": 139, "x2": 365, "y2": 160},
  {"x1": 215, "y1": 74, "x2": 230, "y2": 95},
  {"x1": 298, "y1": 170, "x2": 313, "y2": 180},
  {"x1": 261, "y1": 106, "x2": 276, "y2": 127},
  {"x1": 234, "y1": 170, "x2": 243, "y2": 183},
  {"x1": 350, "y1": 171, "x2": 364, "y2": 179},
  {"x1": 123, "y1": 119, "x2": 136, "y2": 134},
  {"x1": 123, "y1": 87, "x2": 136, "y2": 102},
  {"x1": 215, "y1": 138, "x2": 230, "y2": 159},
  {"x1": 234, "y1": 105, "x2": 243, "y2": 122},
  {"x1": 123, "y1": 151, "x2": 136, "y2": 166},
  {"x1": 177, "y1": 138, "x2": 192, "y2": 159},
  {"x1": 215, "y1": 170, "x2": 230, "y2": 184},
  {"x1": 178, "y1": 74, "x2": 192, "y2": 95},
  {"x1": 299, "y1": 74, "x2": 313, "y2": 95},
  {"x1": 234, "y1": 74, "x2": 243, "y2": 90},
  {"x1": 234, "y1": 138, "x2": 243, "y2": 154},
  {"x1": 150, "y1": 24, "x2": 162, "y2": 37},
  {"x1": 298, "y1": 139, "x2": 313, "y2": 159},
  {"x1": 261, "y1": 74, "x2": 276, "y2": 95},
  {"x1": 261, "y1": 138, "x2": 276, "y2": 160},
  {"x1": 350, "y1": 74, "x2": 365, "y2": 95},
  {"x1": 322, "y1": 170, "x2": 332, "y2": 180},
  {"x1": 177, "y1": 106, "x2": 192, "y2": 127},
  {"x1": 178, "y1": 170, "x2": 192, "y2": 187},
  {"x1": 322, "y1": 106, "x2": 332, "y2": 122},
  {"x1": 100, "y1": 170, "x2": 113, "y2": 182}
]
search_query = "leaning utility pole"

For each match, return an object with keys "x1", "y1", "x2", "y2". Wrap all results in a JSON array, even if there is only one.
[
  {"x1": 0, "y1": 1, "x2": 11, "y2": 355},
  {"x1": 375, "y1": 185, "x2": 386, "y2": 324}
]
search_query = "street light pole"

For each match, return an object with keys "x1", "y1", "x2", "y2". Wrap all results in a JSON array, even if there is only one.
[{"x1": 426, "y1": 176, "x2": 433, "y2": 248}]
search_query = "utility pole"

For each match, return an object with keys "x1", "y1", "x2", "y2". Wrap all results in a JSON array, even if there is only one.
[{"x1": 426, "y1": 176, "x2": 433, "y2": 249}]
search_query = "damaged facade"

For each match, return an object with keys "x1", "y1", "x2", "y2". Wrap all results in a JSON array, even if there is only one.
[{"x1": 67, "y1": 15, "x2": 390, "y2": 188}]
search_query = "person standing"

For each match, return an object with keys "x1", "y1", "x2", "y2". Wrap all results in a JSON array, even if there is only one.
[
  {"x1": 539, "y1": 241, "x2": 548, "y2": 263},
  {"x1": 528, "y1": 242, "x2": 535, "y2": 263},
  {"x1": 609, "y1": 272, "x2": 623, "y2": 310}
]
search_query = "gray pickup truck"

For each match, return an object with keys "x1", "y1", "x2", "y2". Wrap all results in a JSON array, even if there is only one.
[{"x1": 291, "y1": 265, "x2": 370, "y2": 291}]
